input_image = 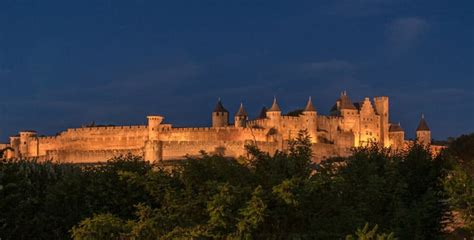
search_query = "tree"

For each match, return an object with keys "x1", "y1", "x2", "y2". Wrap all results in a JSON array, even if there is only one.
[
  {"x1": 443, "y1": 133, "x2": 474, "y2": 236},
  {"x1": 233, "y1": 186, "x2": 267, "y2": 239},
  {"x1": 70, "y1": 213, "x2": 129, "y2": 240},
  {"x1": 345, "y1": 224, "x2": 396, "y2": 240}
]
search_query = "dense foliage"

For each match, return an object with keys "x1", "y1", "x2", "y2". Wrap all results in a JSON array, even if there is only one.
[
  {"x1": 1, "y1": 131, "x2": 472, "y2": 239},
  {"x1": 443, "y1": 133, "x2": 474, "y2": 237}
]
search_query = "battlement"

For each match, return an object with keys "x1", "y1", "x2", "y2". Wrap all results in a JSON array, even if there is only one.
[
  {"x1": 38, "y1": 136, "x2": 60, "y2": 141},
  {"x1": 373, "y1": 96, "x2": 389, "y2": 101},
  {"x1": 319, "y1": 115, "x2": 342, "y2": 119},
  {"x1": 247, "y1": 119, "x2": 268, "y2": 126},
  {"x1": 3, "y1": 93, "x2": 421, "y2": 163},
  {"x1": 281, "y1": 116, "x2": 300, "y2": 121},
  {"x1": 66, "y1": 125, "x2": 147, "y2": 132},
  {"x1": 162, "y1": 126, "x2": 267, "y2": 134}
]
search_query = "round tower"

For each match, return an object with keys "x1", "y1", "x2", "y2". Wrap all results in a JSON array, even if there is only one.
[
  {"x1": 416, "y1": 114, "x2": 431, "y2": 146},
  {"x1": 147, "y1": 115, "x2": 164, "y2": 141},
  {"x1": 212, "y1": 99, "x2": 229, "y2": 127},
  {"x1": 234, "y1": 102, "x2": 248, "y2": 127},
  {"x1": 19, "y1": 130, "x2": 37, "y2": 158},
  {"x1": 373, "y1": 96, "x2": 390, "y2": 148},
  {"x1": 302, "y1": 97, "x2": 318, "y2": 143},
  {"x1": 145, "y1": 115, "x2": 164, "y2": 162},
  {"x1": 266, "y1": 97, "x2": 282, "y2": 120}
]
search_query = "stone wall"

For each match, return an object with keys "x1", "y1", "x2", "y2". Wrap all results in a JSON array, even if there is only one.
[
  {"x1": 1, "y1": 94, "x2": 439, "y2": 164},
  {"x1": 161, "y1": 140, "x2": 249, "y2": 160},
  {"x1": 312, "y1": 143, "x2": 352, "y2": 163},
  {"x1": 44, "y1": 148, "x2": 144, "y2": 163},
  {"x1": 36, "y1": 125, "x2": 148, "y2": 154},
  {"x1": 159, "y1": 127, "x2": 267, "y2": 142}
]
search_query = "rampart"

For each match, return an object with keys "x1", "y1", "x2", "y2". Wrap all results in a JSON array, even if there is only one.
[
  {"x1": 44, "y1": 148, "x2": 144, "y2": 163},
  {"x1": 0, "y1": 93, "x2": 439, "y2": 164}
]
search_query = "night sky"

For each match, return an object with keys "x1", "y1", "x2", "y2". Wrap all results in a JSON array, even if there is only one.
[{"x1": 0, "y1": 0, "x2": 473, "y2": 141}]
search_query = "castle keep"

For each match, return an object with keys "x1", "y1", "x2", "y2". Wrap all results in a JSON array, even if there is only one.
[{"x1": 0, "y1": 92, "x2": 436, "y2": 163}]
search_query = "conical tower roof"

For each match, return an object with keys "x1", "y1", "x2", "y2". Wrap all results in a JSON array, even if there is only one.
[
  {"x1": 213, "y1": 99, "x2": 228, "y2": 113},
  {"x1": 389, "y1": 123, "x2": 404, "y2": 132},
  {"x1": 268, "y1": 97, "x2": 281, "y2": 112},
  {"x1": 416, "y1": 114, "x2": 430, "y2": 131},
  {"x1": 304, "y1": 96, "x2": 316, "y2": 112},
  {"x1": 235, "y1": 103, "x2": 248, "y2": 116},
  {"x1": 257, "y1": 106, "x2": 267, "y2": 119}
]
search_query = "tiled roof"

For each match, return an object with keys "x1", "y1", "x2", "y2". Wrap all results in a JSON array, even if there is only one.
[
  {"x1": 416, "y1": 115, "x2": 430, "y2": 131},
  {"x1": 389, "y1": 123, "x2": 404, "y2": 132},
  {"x1": 331, "y1": 92, "x2": 357, "y2": 112},
  {"x1": 235, "y1": 103, "x2": 248, "y2": 116},
  {"x1": 304, "y1": 97, "x2": 316, "y2": 112},
  {"x1": 214, "y1": 99, "x2": 228, "y2": 113},
  {"x1": 268, "y1": 97, "x2": 281, "y2": 112}
]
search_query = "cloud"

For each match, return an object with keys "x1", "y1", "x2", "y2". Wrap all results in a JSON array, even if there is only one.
[
  {"x1": 301, "y1": 60, "x2": 355, "y2": 73},
  {"x1": 98, "y1": 62, "x2": 202, "y2": 93},
  {"x1": 386, "y1": 17, "x2": 429, "y2": 54}
]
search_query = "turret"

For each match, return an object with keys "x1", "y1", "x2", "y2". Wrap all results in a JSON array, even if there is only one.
[
  {"x1": 147, "y1": 115, "x2": 164, "y2": 141},
  {"x1": 374, "y1": 96, "x2": 390, "y2": 147},
  {"x1": 302, "y1": 97, "x2": 318, "y2": 143},
  {"x1": 212, "y1": 99, "x2": 229, "y2": 127},
  {"x1": 266, "y1": 97, "x2": 281, "y2": 118},
  {"x1": 19, "y1": 130, "x2": 37, "y2": 158},
  {"x1": 257, "y1": 106, "x2": 267, "y2": 119},
  {"x1": 145, "y1": 115, "x2": 164, "y2": 162},
  {"x1": 266, "y1": 97, "x2": 282, "y2": 128},
  {"x1": 389, "y1": 123, "x2": 405, "y2": 150},
  {"x1": 330, "y1": 91, "x2": 357, "y2": 116},
  {"x1": 234, "y1": 103, "x2": 248, "y2": 127},
  {"x1": 416, "y1": 114, "x2": 431, "y2": 146},
  {"x1": 9, "y1": 136, "x2": 20, "y2": 159},
  {"x1": 331, "y1": 91, "x2": 360, "y2": 146}
]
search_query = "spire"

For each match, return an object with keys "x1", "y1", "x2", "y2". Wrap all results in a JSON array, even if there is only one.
[
  {"x1": 416, "y1": 114, "x2": 430, "y2": 131},
  {"x1": 304, "y1": 96, "x2": 316, "y2": 112},
  {"x1": 257, "y1": 106, "x2": 267, "y2": 119},
  {"x1": 213, "y1": 98, "x2": 228, "y2": 113},
  {"x1": 235, "y1": 102, "x2": 248, "y2": 116},
  {"x1": 268, "y1": 96, "x2": 281, "y2": 112}
]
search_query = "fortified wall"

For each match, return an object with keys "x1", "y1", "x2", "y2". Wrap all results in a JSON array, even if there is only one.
[{"x1": 1, "y1": 92, "x2": 439, "y2": 163}]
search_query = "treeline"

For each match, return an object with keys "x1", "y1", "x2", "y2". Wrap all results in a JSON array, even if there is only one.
[{"x1": 0, "y1": 131, "x2": 473, "y2": 239}]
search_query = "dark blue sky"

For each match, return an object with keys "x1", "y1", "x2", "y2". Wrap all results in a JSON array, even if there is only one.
[{"x1": 0, "y1": 0, "x2": 473, "y2": 141}]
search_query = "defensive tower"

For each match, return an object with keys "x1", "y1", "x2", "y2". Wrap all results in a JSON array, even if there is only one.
[
  {"x1": 234, "y1": 103, "x2": 248, "y2": 127},
  {"x1": 266, "y1": 97, "x2": 282, "y2": 129},
  {"x1": 302, "y1": 97, "x2": 318, "y2": 143},
  {"x1": 212, "y1": 99, "x2": 229, "y2": 127},
  {"x1": 416, "y1": 114, "x2": 431, "y2": 146},
  {"x1": 144, "y1": 115, "x2": 164, "y2": 162},
  {"x1": 373, "y1": 96, "x2": 389, "y2": 147}
]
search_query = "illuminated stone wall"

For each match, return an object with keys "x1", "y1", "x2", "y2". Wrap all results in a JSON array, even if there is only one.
[{"x1": 0, "y1": 94, "x2": 437, "y2": 163}]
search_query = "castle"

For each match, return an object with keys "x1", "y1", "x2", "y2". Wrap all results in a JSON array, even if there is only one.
[{"x1": 0, "y1": 92, "x2": 438, "y2": 163}]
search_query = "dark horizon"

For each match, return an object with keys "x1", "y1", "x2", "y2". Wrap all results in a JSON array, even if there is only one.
[{"x1": 0, "y1": 0, "x2": 473, "y2": 141}]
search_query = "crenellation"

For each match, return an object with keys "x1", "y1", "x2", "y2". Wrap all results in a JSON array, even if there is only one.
[{"x1": 0, "y1": 92, "x2": 441, "y2": 163}]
